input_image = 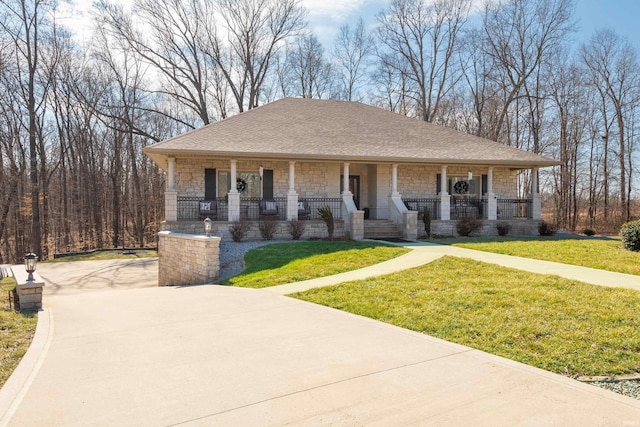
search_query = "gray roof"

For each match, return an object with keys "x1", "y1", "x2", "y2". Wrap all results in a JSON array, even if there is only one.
[{"x1": 144, "y1": 98, "x2": 559, "y2": 169}]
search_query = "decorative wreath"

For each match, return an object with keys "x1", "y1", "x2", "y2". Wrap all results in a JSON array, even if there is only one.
[
  {"x1": 454, "y1": 180, "x2": 469, "y2": 194},
  {"x1": 236, "y1": 178, "x2": 247, "y2": 193}
]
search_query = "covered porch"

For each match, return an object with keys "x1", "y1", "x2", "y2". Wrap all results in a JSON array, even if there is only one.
[{"x1": 162, "y1": 156, "x2": 542, "y2": 240}]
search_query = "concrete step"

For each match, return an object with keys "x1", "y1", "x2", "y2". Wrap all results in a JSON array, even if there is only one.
[{"x1": 363, "y1": 220, "x2": 401, "y2": 238}]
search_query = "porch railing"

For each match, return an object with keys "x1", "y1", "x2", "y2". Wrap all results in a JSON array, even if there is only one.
[
  {"x1": 497, "y1": 198, "x2": 531, "y2": 219},
  {"x1": 177, "y1": 196, "x2": 343, "y2": 221},
  {"x1": 300, "y1": 198, "x2": 342, "y2": 220},
  {"x1": 177, "y1": 196, "x2": 229, "y2": 221},
  {"x1": 450, "y1": 197, "x2": 486, "y2": 220},
  {"x1": 403, "y1": 198, "x2": 441, "y2": 220}
]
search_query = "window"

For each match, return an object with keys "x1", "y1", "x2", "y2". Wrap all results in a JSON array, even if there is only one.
[
  {"x1": 218, "y1": 171, "x2": 261, "y2": 198},
  {"x1": 448, "y1": 176, "x2": 480, "y2": 197}
]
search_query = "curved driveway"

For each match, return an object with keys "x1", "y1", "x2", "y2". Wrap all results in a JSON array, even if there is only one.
[{"x1": 1, "y1": 247, "x2": 640, "y2": 426}]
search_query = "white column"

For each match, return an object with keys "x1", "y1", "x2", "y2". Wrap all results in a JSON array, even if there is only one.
[
  {"x1": 391, "y1": 163, "x2": 399, "y2": 196},
  {"x1": 487, "y1": 166, "x2": 497, "y2": 220},
  {"x1": 228, "y1": 159, "x2": 240, "y2": 221},
  {"x1": 530, "y1": 167, "x2": 541, "y2": 220},
  {"x1": 229, "y1": 159, "x2": 238, "y2": 193},
  {"x1": 440, "y1": 165, "x2": 450, "y2": 221},
  {"x1": 343, "y1": 162, "x2": 351, "y2": 194},
  {"x1": 167, "y1": 157, "x2": 175, "y2": 191},
  {"x1": 289, "y1": 161, "x2": 296, "y2": 194}
]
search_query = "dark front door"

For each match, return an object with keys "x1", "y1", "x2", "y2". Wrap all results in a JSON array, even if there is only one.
[{"x1": 341, "y1": 175, "x2": 361, "y2": 209}]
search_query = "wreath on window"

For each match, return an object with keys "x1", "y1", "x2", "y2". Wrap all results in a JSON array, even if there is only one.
[
  {"x1": 236, "y1": 178, "x2": 247, "y2": 193},
  {"x1": 454, "y1": 180, "x2": 469, "y2": 194}
]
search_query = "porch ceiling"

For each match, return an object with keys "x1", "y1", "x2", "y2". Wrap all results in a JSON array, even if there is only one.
[{"x1": 144, "y1": 98, "x2": 560, "y2": 171}]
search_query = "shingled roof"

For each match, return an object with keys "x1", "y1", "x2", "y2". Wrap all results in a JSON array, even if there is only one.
[{"x1": 144, "y1": 98, "x2": 559, "y2": 170}]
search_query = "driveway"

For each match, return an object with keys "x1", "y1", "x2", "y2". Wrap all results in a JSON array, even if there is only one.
[{"x1": 1, "y1": 258, "x2": 639, "y2": 426}]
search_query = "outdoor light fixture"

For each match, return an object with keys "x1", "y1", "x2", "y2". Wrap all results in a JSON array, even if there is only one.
[
  {"x1": 204, "y1": 217, "x2": 213, "y2": 237},
  {"x1": 468, "y1": 171, "x2": 473, "y2": 180},
  {"x1": 24, "y1": 252, "x2": 38, "y2": 281}
]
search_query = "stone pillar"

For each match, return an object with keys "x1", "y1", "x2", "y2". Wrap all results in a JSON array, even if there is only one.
[
  {"x1": 391, "y1": 163, "x2": 399, "y2": 196},
  {"x1": 349, "y1": 210, "x2": 364, "y2": 240},
  {"x1": 165, "y1": 191, "x2": 178, "y2": 222},
  {"x1": 158, "y1": 231, "x2": 221, "y2": 286},
  {"x1": 440, "y1": 165, "x2": 450, "y2": 221},
  {"x1": 403, "y1": 211, "x2": 418, "y2": 241},
  {"x1": 13, "y1": 267, "x2": 44, "y2": 311},
  {"x1": 487, "y1": 166, "x2": 497, "y2": 220},
  {"x1": 287, "y1": 192, "x2": 299, "y2": 221},
  {"x1": 167, "y1": 157, "x2": 176, "y2": 191},
  {"x1": 228, "y1": 159, "x2": 240, "y2": 221}
]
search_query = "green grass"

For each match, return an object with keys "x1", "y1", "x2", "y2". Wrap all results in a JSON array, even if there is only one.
[
  {"x1": 292, "y1": 256, "x2": 640, "y2": 377},
  {"x1": 0, "y1": 277, "x2": 37, "y2": 388},
  {"x1": 227, "y1": 241, "x2": 410, "y2": 288},
  {"x1": 431, "y1": 236, "x2": 640, "y2": 276},
  {"x1": 47, "y1": 249, "x2": 158, "y2": 262}
]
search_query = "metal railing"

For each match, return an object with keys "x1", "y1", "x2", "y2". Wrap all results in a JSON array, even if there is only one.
[
  {"x1": 450, "y1": 197, "x2": 486, "y2": 220},
  {"x1": 177, "y1": 196, "x2": 228, "y2": 221},
  {"x1": 403, "y1": 198, "x2": 442, "y2": 220},
  {"x1": 497, "y1": 198, "x2": 531, "y2": 219},
  {"x1": 300, "y1": 198, "x2": 343, "y2": 220},
  {"x1": 177, "y1": 196, "x2": 344, "y2": 221},
  {"x1": 240, "y1": 197, "x2": 287, "y2": 220}
]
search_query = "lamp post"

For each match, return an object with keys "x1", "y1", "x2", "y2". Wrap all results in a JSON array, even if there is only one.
[
  {"x1": 24, "y1": 253, "x2": 38, "y2": 282},
  {"x1": 204, "y1": 217, "x2": 213, "y2": 237}
]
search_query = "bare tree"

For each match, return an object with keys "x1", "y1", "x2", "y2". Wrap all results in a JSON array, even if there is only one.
[
  {"x1": 332, "y1": 18, "x2": 373, "y2": 101},
  {"x1": 376, "y1": 0, "x2": 470, "y2": 122},
  {"x1": 481, "y1": 0, "x2": 575, "y2": 141},
  {"x1": 285, "y1": 34, "x2": 335, "y2": 99},
  {"x1": 581, "y1": 29, "x2": 640, "y2": 222}
]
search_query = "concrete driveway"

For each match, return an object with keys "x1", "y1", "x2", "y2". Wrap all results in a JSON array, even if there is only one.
[{"x1": 1, "y1": 258, "x2": 640, "y2": 426}]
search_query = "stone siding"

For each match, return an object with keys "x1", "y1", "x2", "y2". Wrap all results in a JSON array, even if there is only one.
[
  {"x1": 162, "y1": 220, "x2": 346, "y2": 241},
  {"x1": 158, "y1": 231, "x2": 220, "y2": 286},
  {"x1": 428, "y1": 219, "x2": 542, "y2": 238}
]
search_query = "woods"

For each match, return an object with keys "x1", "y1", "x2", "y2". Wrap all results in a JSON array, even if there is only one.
[{"x1": 1, "y1": 0, "x2": 639, "y2": 262}]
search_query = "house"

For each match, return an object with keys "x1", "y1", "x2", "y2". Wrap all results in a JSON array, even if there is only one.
[{"x1": 143, "y1": 98, "x2": 559, "y2": 240}]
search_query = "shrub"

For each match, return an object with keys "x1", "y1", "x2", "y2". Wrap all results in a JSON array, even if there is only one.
[
  {"x1": 318, "y1": 205, "x2": 334, "y2": 239},
  {"x1": 496, "y1": 222, "x2": 511, "y2": 236},
  {"x1": 538, "y1": 221, "x2": 557, "y2": 236},
  {"x1": 423, "y1": 208, "x2": 432, "y2": 238},
  {"x1": 456, "y1": 216, "x2": 482, "y2": 237},
  {"x1": 289, "y1": 219, "x2": 305, "y2": 240},
  {"x1": 230, "y1": 221, "x2": 250, "y2": 242},
  {"x1": 583, "y1": 228, "x2": 596, "y2": 236},
  {"x1": 258, "y1": 217, "x2": 277, "y2": 240},
  {"x1": 621, "y1": 220, "x2": 640, "y2": 251}
]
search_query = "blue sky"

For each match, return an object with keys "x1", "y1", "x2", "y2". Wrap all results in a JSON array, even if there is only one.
[{"x1": 303, "y1": 0, "x2": 640, "y2": 51}]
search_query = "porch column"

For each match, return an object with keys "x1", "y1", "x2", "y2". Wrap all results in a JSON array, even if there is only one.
[
  {"x1": 530, "y1": 167, "x2": 541, "y2": 220},
  {"x1": 487, "y1": 166, "x2": 497, "y2": 220},
  {"x1": 343, "y1": 162, "x2": 351, "y2": 194},
  {"x1": 228, "y1": 159, "x2": 240, "y2": 221},
  {"x1": 167, "y1": 157, "x2": 175, "y2": 191},
  {"x1": 391, "y1": 164, "x2": 400, "y2": 196},
  {"x1": 165, "y1": 157, "x2": 177, "y2": 222},
  {"x1": 287, "y1": 161, "x2": 298, "y2": 220},
  {"x1": 440, "y1": 165, "x2": 450, "y2": 221}
]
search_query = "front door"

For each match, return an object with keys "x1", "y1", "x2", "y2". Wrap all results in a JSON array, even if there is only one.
[{"x1": 341, "y1": 175, "x2": 361, "y2": 209}]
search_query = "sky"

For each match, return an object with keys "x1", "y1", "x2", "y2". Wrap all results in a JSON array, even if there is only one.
[
  {"x1": 302, "y1": 0, "x2": 640, "y2": 50},
  {"x1": 60, "y1": 0, "x2": 640, "y2": 52}
]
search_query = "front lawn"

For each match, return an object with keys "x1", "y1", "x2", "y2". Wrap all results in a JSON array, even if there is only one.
[
  {"x1": 292, "y1": 256, "x2": 640, "y2": 377},
  {"x1": 227, "y1": 241, "x2": 410, "y2": 288},
  {"x1": 0, "y1": 277, "x2": 38, "y2": 389},
  {"x1": 436, "y1": 236, "x2": 640, "y2": 276}
]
